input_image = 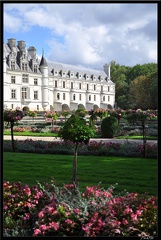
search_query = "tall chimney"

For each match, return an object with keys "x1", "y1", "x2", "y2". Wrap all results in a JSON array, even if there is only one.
[
  {"x1": 103, "y1": 64, "x2": 111, "y2": 79},
  {"x1": 8, "y1": 38, "x2": 16, "y2": 50},
  {"x1": 28, "y1": 46, "x2": 37, "y2": 58},
  {"x1": 18, "y1": 40, "x2": 26, "y2": 50}
]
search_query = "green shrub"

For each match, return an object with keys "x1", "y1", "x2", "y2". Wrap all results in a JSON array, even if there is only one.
[{"x1": 101, "y1": 116, "x2": 118, "y2": 138}]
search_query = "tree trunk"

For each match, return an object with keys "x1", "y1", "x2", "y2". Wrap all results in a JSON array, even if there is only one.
[
  {"x1": 72, "y1": 143, "x2": 78, "y2": 184},
  {"x1": 142, "y1": 124, "x2": 147, "y2": 158},
  {"x1": 11, "y1": 122, "x2": 15, "y2": 152}
]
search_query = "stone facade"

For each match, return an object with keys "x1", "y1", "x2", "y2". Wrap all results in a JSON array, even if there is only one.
[{"x1": 3, "y1": 38, "x2": 115, "y2": 112}]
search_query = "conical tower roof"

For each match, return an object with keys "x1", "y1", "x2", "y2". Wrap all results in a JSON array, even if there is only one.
[{"x1": 39, "y1": 55, "x2": 48, "y2": 67}]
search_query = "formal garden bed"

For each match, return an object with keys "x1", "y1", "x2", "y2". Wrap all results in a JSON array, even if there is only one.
[
  {"x1": 3, "y1": 138, "x2": 157, "y2": 158},
  {"x1": 3, "y1": 180, "x2": 157, "y2": 237},
  {"x1": 3, "y1": 108, "x2": 158, "y2": 237}
]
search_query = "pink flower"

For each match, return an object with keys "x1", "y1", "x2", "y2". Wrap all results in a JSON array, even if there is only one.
[
  {"x1": 74, "y1": 208, "x2": 80, "y2": 214},
  {"x1": 136, "y1": 209, "x2": 142, "y2": 216},
  {"x1": 131, "y1": 213, "x2": 138, "y2": 222},
  {"x1": 38, "y1": 211, "x2": 44, "y2": 218},
  {"x1": 33, "y1": 228, "x2": 41, "y2": 236},
  {"x1": 48, "y1": 206, "x2": 54, "y2": 214},
  {"x1": 40, "y1": 224, "x2": 47, "y2": 231},
  {"x1": 122, "y1": 218, "x2": 128, "y2": 225},
  {"x1": 24, "y1": 187, "x2": 31, "y2": 196},
  {"x1": 123, "y1": 206, "x2": 133, "y2": 215},
  {"x1": 65, "y1": 219, "x2": 73, "y2": 225},
  {"x1": 49, "y1": 222, "x2": 59, "y2": 231}
]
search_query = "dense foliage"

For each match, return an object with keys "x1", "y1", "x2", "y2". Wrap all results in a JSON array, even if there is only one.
[
  {"x1": 101, "y1": 116, "x2": 118, "y2": 138},
  {"x1": 3, "y1": 180, "x2": 157, "y2": 237},
  {"x1": 110, "y1": 61, "x2": 158, "y2": 109}
]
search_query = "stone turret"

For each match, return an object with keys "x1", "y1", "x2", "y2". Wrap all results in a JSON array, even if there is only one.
[{"x1": 39, "y1": 54, "x2": 49, "y2": 110}]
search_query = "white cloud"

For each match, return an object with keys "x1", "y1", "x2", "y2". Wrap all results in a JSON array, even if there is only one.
[{"x1": 3, "y1": 3, "x2": 157, "y2": 68}]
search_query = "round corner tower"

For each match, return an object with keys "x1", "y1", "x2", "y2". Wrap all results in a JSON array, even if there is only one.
[{"x1": 39, "y1": 55, "x2": 49, "y2": 110}]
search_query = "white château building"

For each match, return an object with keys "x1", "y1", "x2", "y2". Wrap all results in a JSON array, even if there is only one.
[{"x1": 3, "y1": 38, "x2": 115, "y2": 112}]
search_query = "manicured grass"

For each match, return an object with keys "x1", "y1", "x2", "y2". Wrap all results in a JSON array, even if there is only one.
[
  {"x1": 3, "y1": 131, "x2": 57, "y2": 137},
  {"x1": 3, "y1": 152, "x2": 157, "y2": 196},
  {"x1": 116, "y1": 135, "x2": 157, "y2": 140},
  {"x1": 3, "y1": 131, "x2": 157, "y2": 140}
]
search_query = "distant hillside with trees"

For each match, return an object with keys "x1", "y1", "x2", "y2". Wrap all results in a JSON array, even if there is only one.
[{"x1": 110, "y1": 61, "x2": 158, "y2": 110}]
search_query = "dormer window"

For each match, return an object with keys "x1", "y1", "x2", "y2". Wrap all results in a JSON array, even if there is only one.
[
  {"x1": 68, "y1": 71, "x2": 74, "y2": 78},
  {"x1": 77, "y1": 72, "x2": 82, "y2": 79},
  {"x1": 99, "y1": 76, "x2": 104, "y2": 81},
  {"x1": 34, "y1": 65, "x2": 38, "y2": 73},
  {"x1": 22, "y1": 63, "x2": 28, "y2": 71},
  {"x1": 92, "y1": 75, "x2": 96, "y2": 81},
  {"x1": 11, "y1": 61, "x2": 15, "y2": 70},
  {"x1": 60, "y1": 70, "x2": 66, "y2": 77},
  {"x1": 53, "y1": 69, "x2": 58, "y2": 76},
  {"x1": 85, "y1": 74, "x2": 89, "y2": 80}
]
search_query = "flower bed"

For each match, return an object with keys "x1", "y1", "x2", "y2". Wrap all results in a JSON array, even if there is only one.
[
  {"x1": 3, "y1": 139, "x2": 157, "y2": 158},
  {"x1": 3, "y1": 180, "x2": 157, "y2": 237}
]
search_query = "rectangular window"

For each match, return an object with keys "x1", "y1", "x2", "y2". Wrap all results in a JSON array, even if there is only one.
[
  {"x1": 63, "y1": 93, "x2": 65, "y2": 100},
  {"x1": 34, "y1": 65, "x2": 38, "y2": 73},
  {"x1": 79, "y1": 94, "x2": 81, "y2": 100},
  {"x1": 71, "y1": 82, "x2": 73, "y2": 89},
  {"x1": 11, "y1": 89, "x2": 16, "y2": 99},
  {"x1": 34, "y1": 79, "x2": 38, "y2": 85},
  {"x1": 94, "y1": 95, "x2": 96, "y2": 101},
  {"x1": 87, "y1": 84, "x2": 89, "y2": 90},
  {"x1": 34, "y1": 91, "x2": 38, "y2": 100},
  {"x1": 108, "y1": 96, "x2": 110, "y2": 101},
  {"x1": 94, "y1": 85, "x2": 96, "y2": 91},
  {"x1": 37, "y1": 105, "x2": 39, "y2": 110},
  {"x1": 101, "y1": 86, "x2": 103, "y2": 92},
  {"x1": 22, "y1": 87, "x2": 27, "y2": 99},
  {"x1": 11, "y1": 61, "x2": 15, "y2": 70},
  {"x1": 11, "y1": 104, "x2": 14, "y2": 109},
  {"x1": 55, "y1": 81, "x2": 57, "y2": 88},
  {"x1": 11, "y1": 76, "x2": 16, "y2": 84},
  {"x1": 22, "y1": 63, "x2": 28, "y2": 71},
  {"x1": 108, "y1": 86, "x2": 110, "y2": 92},
  {"x1": 79, "y1": 83, "x2": 81, "y2": 89},
  {"x1": 22, "y1": 74, "x2": 28, "y2": 83},
  {"x1": 63, "y1": 81, "x2": 65, "y2": 88}
]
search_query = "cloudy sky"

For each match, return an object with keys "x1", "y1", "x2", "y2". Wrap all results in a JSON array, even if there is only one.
[{"x1": 3, "y1": 3, "x2": 157, "y2": 70}]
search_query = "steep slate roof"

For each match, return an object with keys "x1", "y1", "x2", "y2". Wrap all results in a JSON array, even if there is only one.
[
  {"x1": 39, "y1": 55, "x2": 48, "y2": 67},
  {"x1": 4, "y1": 40, "x2": 115, "y2": 84}
]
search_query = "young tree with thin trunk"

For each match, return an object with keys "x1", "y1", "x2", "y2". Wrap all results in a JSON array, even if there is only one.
[
  {"x1": 3, "y1": 108, "x2": 24, "y2": 152},
  {"x1": 58, "y1": 111, "x2": 95, "y2": 184}
]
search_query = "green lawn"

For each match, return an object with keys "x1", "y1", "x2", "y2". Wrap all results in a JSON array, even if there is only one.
[
  {"x1": 3, "y1": 152, "x2": 157, "y2": 196},
  {"x1": 3, "y1": 131, "x2": 57, "y2": 137},
  {"x1": 3, "y1": 131, "x2": 157, "y2": 140}
]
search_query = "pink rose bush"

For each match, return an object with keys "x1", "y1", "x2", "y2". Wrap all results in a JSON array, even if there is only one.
[{"x1": 3, "y1": 180, "x2": 157, "y2": 237}]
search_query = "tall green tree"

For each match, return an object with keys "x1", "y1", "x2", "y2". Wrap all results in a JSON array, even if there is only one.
[{"x1": 128, "y1": 72, "x2": 158, "y2": 109}]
